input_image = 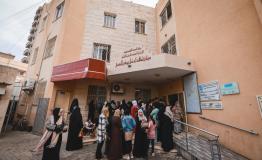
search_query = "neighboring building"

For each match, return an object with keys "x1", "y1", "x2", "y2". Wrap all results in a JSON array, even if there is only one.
[
  {"x1": 18, "y1": 0, "x2": 262, "y2": 159},
  {"x1": 0, "y1": 52, "x2": 27, "y2": 134}
]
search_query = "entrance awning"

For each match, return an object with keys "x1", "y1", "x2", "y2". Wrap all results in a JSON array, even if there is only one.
[
  {"x1": 51, "y1": 58, "x2": 106, "y2": 82},
  {"x1": 107, "y1": 54, "x2": 195, "y2": 83}
]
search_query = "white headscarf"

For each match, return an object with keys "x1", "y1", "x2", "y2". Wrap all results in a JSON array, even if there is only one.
[
  {"x1": 138, "y1": 109, "x2": 147, "y2": 122},
  {"x1": 132, "y1": 100, "x2": 138, "y2": 106},
  {"x1": 164, "y1": 106, "x2": 174, "y2": 122}
]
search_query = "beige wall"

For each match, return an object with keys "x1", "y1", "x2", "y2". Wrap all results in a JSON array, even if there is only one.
[
  {"x1": 155, "y1": 0, "x2": 262, "y2": 159},
  {"x1": 80, "y1": 0, "x2": 157, "y2": 61}
]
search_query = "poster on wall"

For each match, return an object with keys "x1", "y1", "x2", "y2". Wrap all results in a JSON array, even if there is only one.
[
  {"x1": 221, "y1": 82, "x2": 240, "y2": 95},
  {"x1": 198, "y1": 80, "x2": 220, "y2": 101},
  {"x1": 256, "y1": 95, "x2": 262, "y2": 118},
  {"x1": 201, "y1": 101, "x2": 223, "y2": 110}
]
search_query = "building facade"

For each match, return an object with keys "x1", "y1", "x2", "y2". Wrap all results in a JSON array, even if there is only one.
[
  {"x1": 17, "y1": 0, "x2": 262, "y2": 159},
  {"x1": 0, "y1": 52, "x2": 27, "y2": 134}
]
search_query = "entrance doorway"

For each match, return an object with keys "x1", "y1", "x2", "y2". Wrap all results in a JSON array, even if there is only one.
[
  {"x1": 54, "y1": 90, "x2": 70, "y2": 119},
  {"x1": 135, "y1": 88, "x2": 151, "y2": 102},
  {"x1": 87, "y1": 85, "x2": 107, "y2": 111},
  {"x1": 168, "y1": 92, "x2": 186, "y2": 123}
]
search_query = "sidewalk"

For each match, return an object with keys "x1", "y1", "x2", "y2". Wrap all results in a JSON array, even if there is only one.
[{"x1": 0, "y1": 131, "x2": 184, "y2": 160}]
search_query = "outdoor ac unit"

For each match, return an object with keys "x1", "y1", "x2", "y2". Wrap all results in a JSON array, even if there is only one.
[
  {"x1": 23, "y1": 79, "x2": 36, "y2": 90},
  {"x1": 0, "y1": 87, "x2": 6, "y2": 95},
  {"x1": 112, "y1": 83, "x2": 124, "y2": 94}
]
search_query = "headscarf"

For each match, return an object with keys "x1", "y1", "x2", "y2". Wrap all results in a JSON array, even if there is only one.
[
  {"x1": 114, "y1": 109, "x2": 121, "y2": 117},
  {"x1": 164, "y1": 106, "x2": 174, "y2": 122},
  {"x1": 70, "y1": 98, "x2": 79, "y2": 113},
  {"x1": 102, "y1": 106, "x2": 109, "y2": 118},
  {"x1": 138, "y1": 109, "x2": 147, "y2": 122},
  {"x1": 132, "y1": 100, "x2": 138, "y2": 107}
]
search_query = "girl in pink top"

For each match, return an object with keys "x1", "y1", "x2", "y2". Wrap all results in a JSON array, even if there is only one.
[{"x1": 147, "y1": 115, "x2": 156, "y2": 156}]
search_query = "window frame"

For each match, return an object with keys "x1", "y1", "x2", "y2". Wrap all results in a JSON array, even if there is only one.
[
  {"x1": 54, "y1": 1, "x2": 65, "y2": 21},
  {"x1": 161, "y1": 34, "x2": 177, "y2": 55},
  {"x1": 135, "y1": 19, "x2": 146, "y2": 34},
  {"x1": 43, "y1": 36, "x2": 57, "y2": 59},
  {"x1": 104, "y1": 12, "x2": 116, "y2": 28},
  {"x1": 93, "y1": 43, "x2": 111, "y2": 62},
  {"x1": 160, "y1": 1, "x2": 172, "y2": 28},
  {"x1": 31, "y1": 47, "x2": 39, "y2": 65}
]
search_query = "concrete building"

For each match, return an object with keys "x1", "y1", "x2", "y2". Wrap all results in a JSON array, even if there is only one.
[
  {"x1": 0, "y1": 52, "x2": 27, "y2": 134},
  {"x1": 17, "y1": 0, "x2": 262, "y2": 159}
]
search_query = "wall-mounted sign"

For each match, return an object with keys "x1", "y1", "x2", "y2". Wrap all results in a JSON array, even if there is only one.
[
  {"x1": 115, "y1": 46, "x2": 152, "y2": 67},
  {"x1": 221, "y1": 82, "x2": 240, "y2": 95},
  {"x1": 201, "y1": 101, "x2": 223, "y2": 110},
  {"x1": 198, "y1": 80, "x2": 220, "y2": 101},
  {"x1": 256, "y1": 95, "x2": 262, "y2": 118}
]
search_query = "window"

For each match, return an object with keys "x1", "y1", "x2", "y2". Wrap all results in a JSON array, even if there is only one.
[
  {"x1": 31, "y1": 47, "x2": 39, "y2": 65},
  {"x1": 104, "y1": 13, "x2": 116, "y2": 28},
  {"x1": 44, "y1": 36, "x2": 57, "y2": 59},
  {"x1": 93, "y1": 43, "x2": 111, "y2": 62},
  {"x1": 160, "y1": 1, "x2": 172, "y2": 27},
  {"x1": 135, "y1": 20, "x2": 145, "y2": 34},
  {"x1": 55, "y1": 1, "x2": 64, "y2": 20},
  {"x1": 40, "y1": 16, "x2": 47, "y2": 31},
  {"x1": 161, "y1": 34, "x2": 176, "y2": 55}
]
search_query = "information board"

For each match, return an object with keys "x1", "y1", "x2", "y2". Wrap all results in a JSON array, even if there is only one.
[
  {"x1": 198, "y1": 81, "x2": 220, "y2": 101},
  {"x1": 221, "y1": 82, "x2": 240, "y2": 95},
  {"x1": 256, "y1": 95, "x2": 262, "y2": 118},
  {"x1": 201, "y1": 101, "x2": 223, "y2": 110}
]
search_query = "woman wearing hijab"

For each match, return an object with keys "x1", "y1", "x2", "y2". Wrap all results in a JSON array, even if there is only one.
[
  {"x1": 133, "y1": 109, "x2": 149, "y2": 159},
  {"x1": 160, "y1": 106, "x2": 174, "y2": 152},
  {"x1": 88, "y1": 100, "x2": 95, "y2": 123},
  {"x1": 66, "y1": 99, "x2": 83, "y2": 151},
  {"x1": 42, "y1": 108, "x2": 65, "y2": 160},
  {"x1": 108, "y1": 109, "x2": 123, "y2": 160}
]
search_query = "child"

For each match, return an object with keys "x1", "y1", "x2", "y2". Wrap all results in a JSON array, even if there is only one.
[
  {"x1": 147, "y1": 115, "x2": 156, "y2": 156},
  {"x1": 32, "y1": 109, "x2": 55, "y2": 152},
  {"x1": 47, "y1": 109, "x2": 65, "y2": 148}
]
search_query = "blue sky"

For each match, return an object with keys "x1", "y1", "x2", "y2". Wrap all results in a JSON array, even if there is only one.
[{"x1": 0, "y1": 0, "x2": 158, "y2": 60}]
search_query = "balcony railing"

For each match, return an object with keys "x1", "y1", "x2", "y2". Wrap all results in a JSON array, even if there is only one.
[
  {"x1": 21, "y1": 57, "x2": 29, "y2": 64},
  {"x1": 25, "y1": 42, "x2": 32, "y2": 49},
  {"x1": 28, "y1": 34, "x2": 35, "y2": 41},
  {"x1": 23, "y1": 49, "x2": 30, "y2": 56}
]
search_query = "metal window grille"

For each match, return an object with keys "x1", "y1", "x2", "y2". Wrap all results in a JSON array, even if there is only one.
[{"x1": 93, "y1": 43, "x2": 111, "y2": 62}]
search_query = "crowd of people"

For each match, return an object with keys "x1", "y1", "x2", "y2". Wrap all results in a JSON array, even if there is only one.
[
  {"x1": 32, "y1": 97, "x2": 184, "y2": 160},
  {"x1": 94, "y1": 98, "x2": 184, "y2": 160}
]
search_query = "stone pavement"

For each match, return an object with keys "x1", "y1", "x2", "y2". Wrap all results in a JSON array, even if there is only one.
[{"x1": 0, "y1": 131, "x2": 184, "y2": 160}]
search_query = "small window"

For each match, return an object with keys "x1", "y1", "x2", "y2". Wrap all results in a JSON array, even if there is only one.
[
  {"x1": 160, "y1": 1, "x2": 172, "y2": 27},
  {"x1": 40, "y1": 16, "x2": 47, "y2": 31},
  {"x1": 161, "y1": 34, "x2": 176, "y2": 55},
  {"x1": 31, "y1": 47, "x2": 39, "y2": 65},
  {"x1": 44, "y1": 36, "x2": 57, "y2": 59},
  {"x1": 55, "y1": 1, "x2": 64, "y2": 20},
  {"x1": 104, "y1": 13, "x2": 116, "y2": 28},
  {"x1": 93, "y1": 43, "x2": 111, "y2": 62},
  {"x1": 135, "y1": 20, "x2": 145, "y2": 34}
]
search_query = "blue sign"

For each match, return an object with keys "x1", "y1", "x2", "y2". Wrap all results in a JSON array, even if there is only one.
[{"x1": 221, "y1": 82, "x2": 240, "y2": 95}]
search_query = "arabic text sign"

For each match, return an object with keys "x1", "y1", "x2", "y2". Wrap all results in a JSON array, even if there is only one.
[
  {"x1": 201, "y1": 101, "x2": 223, "y2": 110},
  {"x1": 221, "y1": 82, "x2": 240, "y2": 95},
  {"x1": 256, "y1": 95, "x2": 262, "y2": 118},
  {"x1": 198, "y1": 81, "x2": 220, "y2": 101}
]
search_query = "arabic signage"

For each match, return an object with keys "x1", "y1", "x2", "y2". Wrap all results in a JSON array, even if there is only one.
[
  {"x1": 116, "y1": 47, "x2": 152, "y2": 67},
  {"x1": 256, "y1": 95, "x2": 262, "y2": 118},
  {"x1": 201, "y1": 101, "x2": 223, "y2": 110},
  {"x1": 221, "y1": 82, "x2": 240, "y2": 95},
  {"x1": 198, "y1": 80, "x2": 220, "y2": 101}
]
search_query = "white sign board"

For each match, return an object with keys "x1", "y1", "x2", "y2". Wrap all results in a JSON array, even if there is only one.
[
  {"x1": 198, "y1": 81, "x2": 220, "y2": 101},
  {"x1": 256, "y1": 95, "x2": 262, "y2": 118},
  {"x1": 201, "y1": 101, "x2": 223, "y2": 110}
]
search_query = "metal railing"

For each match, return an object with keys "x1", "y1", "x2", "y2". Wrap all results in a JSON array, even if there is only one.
[{"x1": 173, "y1": 120, "x2": 221, "y2": 160}]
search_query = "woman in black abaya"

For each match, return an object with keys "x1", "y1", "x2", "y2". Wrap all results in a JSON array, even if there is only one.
[
  {"x1": 42, "y1": 108, "x2": 64, "y2": 160},
  {"x1": 66, "y1": 98, "x2": 83, "y2": 151}
]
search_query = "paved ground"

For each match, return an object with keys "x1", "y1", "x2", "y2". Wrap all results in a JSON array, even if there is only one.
[{"x1": 0, "y1": 131, "x2": 184, "y2": 160}]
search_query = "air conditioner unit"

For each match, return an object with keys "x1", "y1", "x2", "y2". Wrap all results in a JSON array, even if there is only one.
[
  {"x1": 22, "y1": 79, "x2": 36, "y2": 91},
  {"x1": 112, "y1": 83, "x2": 124, "y2": 94}
]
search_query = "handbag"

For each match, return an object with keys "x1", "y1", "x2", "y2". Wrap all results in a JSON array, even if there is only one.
[{"x1": 125, "y1": 131, "x2": 133, "y2": 141}]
